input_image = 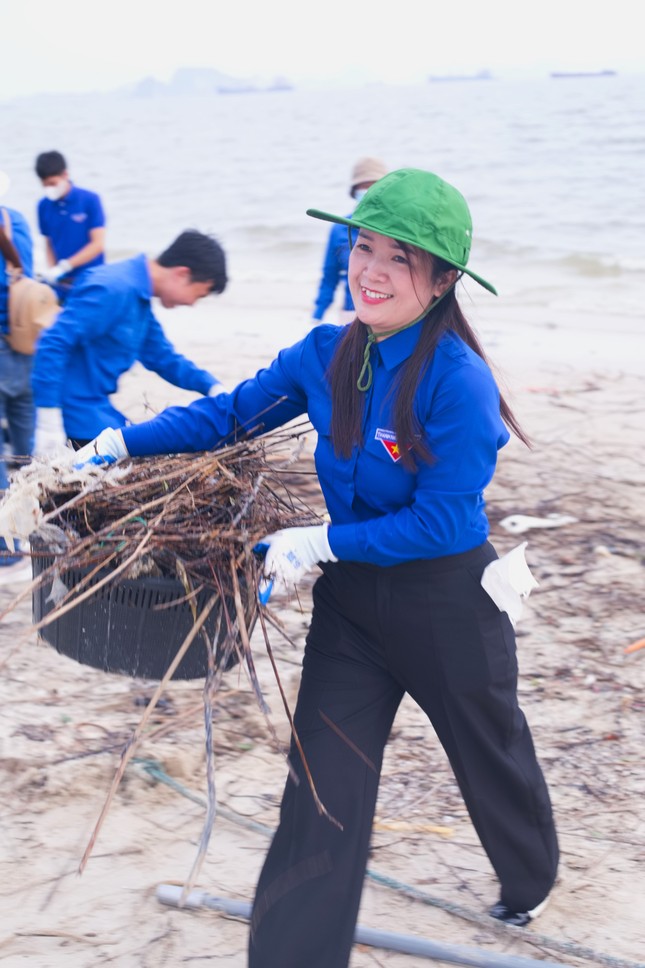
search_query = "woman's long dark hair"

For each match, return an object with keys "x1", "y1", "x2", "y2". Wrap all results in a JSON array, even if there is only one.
[
  {"x1": 0, "y1": 215, "x2": 23, "y2": 271},
  {"x1": 328, "y1": 247, "x2": 529, "y2": 470}
]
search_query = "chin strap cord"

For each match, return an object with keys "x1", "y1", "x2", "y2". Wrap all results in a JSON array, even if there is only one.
[
  {"x1": 355, "y1": 274, "x2": 463, "y2": 392},
  {"x1": 356, "y1": 317, "x2": 422, "y2": 392},
  {"x1": 356, "y1": 329, "x2": 378, "y2": 391}
]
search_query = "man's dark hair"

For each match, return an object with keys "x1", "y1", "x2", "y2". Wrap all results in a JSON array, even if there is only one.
[
  {"x1": 157, "y1": 230, "x2": 227, "y2": 294},
  {"x1": 35, "y1": 151, "x2": 67, "y2": 179}
]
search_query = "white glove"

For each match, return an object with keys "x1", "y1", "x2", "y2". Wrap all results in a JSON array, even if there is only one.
[
  {"x1": 41, "y1": 259, "x2": 72, "y2": 284},
  {"x1": 207, "y1": 382, "x2": 227, "y2": 398},
  {"x1": 33, "y1": 408, "x2": 69, "y2": 457},
  {"x1": 480, "y1": 542, "x2": 539, "y2": 628},
  {"x1": 73, "y1": 428, "x2": 129, "y2": 468},
  {"x1": 257, "y1": 524, "x2": 337, "y2": 598}
]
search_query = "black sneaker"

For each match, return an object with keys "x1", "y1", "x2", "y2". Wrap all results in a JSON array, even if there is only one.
[{"x1": 490, "y1": 894, "x2": 550, "y2": 927}]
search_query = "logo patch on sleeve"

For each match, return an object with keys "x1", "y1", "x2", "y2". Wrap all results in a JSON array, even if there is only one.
[{"x1": 375, "y1": 427, "x2": 401, "y2": 462}]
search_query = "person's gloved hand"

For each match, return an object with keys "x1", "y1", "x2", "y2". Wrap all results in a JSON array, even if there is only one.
[
  {"x1": 256, "y1": 524, "x2": 337, "y2": 601},
  {"x1": 41, "y1": 259, "x2": 72, "y2": 284},
  {"x1": 33, "y1": 408, "x2": 69, "y2": 457},
  {"x1": 208, "y1": 382, "x2": 227, "y2": 398},
  {"x1": 73, "y1": 428, "x2": 129, "y2": 468}
]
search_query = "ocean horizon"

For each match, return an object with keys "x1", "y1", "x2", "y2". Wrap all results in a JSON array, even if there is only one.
[{"x1": 2, "y1": 74, "x2": 643, "y2": 355}]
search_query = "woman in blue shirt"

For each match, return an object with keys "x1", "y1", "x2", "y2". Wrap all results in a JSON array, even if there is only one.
[
  {"x1": 77, "y1": 169, "x2": 559, "y2": 968},
  {"x1": 0, "y1": 206, "x2": 35, "y2": 566}
]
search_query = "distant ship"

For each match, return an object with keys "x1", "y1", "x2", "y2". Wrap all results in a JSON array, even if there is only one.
[
  {"x1": 218, "y1": 75, "x2": 293, "y2": 94},
  {"x1": 428, "y1": 70, "x2": 492, "y2": 82},
  {"x1": 550, "y1": 70, "x2": 617, "y2": 79},
  {"x1": 266, "y1": 76, "x2": 293, "y2": 92}
]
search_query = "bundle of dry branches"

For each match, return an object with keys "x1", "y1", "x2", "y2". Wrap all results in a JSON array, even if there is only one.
[
  {"x1": 0, "y1": 422, "x2": 321, "y2": 683},
  {"x1": 0, "y1": 424, "x2": 339, "y2": 891},
  {"x1": 31, "y1": 424, "x2": 321, "y2": 593}
]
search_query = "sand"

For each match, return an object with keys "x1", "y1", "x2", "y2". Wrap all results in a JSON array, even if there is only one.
[{"x1": 1, "y1": 279, "x2": 644, "y2": 967}]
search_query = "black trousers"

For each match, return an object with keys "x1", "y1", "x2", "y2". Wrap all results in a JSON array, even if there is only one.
[{"x1": 249, "y1": 542, "x2": 559, "y2": 968}]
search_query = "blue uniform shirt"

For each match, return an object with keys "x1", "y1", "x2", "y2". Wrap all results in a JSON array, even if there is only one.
[
  {"x1": 123, "y1": 322, "x2": 510, "y2": 566},
  {"x1": 37, "y1": 184, "x2": 105, "y2": 283},
  {"x1": 1, "y1": 208, "x2": 34, "y2": 334},
  {"x1": 312, "y1": 219, "x2": 357, "y2": 321},
  {"x1": 32, "y1": 254, "x2": 218, "y2": 439}
]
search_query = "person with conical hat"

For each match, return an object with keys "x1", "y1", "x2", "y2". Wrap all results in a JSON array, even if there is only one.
[
  {"x1": 74, "y1": 168, "x2": 560, "y2": 967},
  {"x1": 310, "y1": 156, "x2": 387, "y2": 326}
]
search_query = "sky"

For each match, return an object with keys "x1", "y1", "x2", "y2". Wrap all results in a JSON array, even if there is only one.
[{"x1": 0, "y1": 0, "x2": 642, "y2": 100}]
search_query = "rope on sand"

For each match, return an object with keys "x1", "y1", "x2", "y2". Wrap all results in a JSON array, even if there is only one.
[{"x1": 136, "y1": 758, "x2": 645, "y2": 968}]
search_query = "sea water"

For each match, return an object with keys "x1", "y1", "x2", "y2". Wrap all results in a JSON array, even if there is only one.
[{"x1": 2, "y1": 73, "x2": 643, "y2": 372}]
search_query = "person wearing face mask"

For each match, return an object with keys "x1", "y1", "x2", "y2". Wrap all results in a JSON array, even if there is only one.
[
  {"x1": 31, "y1": 230, "x2": 229, "y2": 456},
  {"x1": 310, "y1": 156, "x2": 387, "y2": 326},
  {"x1": 74, "y1": 169, "x2": 560, "y2": 967},
  {"x1": 35, "y1": 151, "x2": 106, "y2": 300}
]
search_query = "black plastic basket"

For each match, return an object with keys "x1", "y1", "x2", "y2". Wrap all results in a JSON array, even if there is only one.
[{"x1": 31, "y1": 545, "x2": 255, "y2": 680}]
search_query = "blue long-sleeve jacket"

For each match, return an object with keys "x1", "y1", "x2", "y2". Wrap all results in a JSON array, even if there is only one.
[
  {"x1": 123, "y1": 322, "x2": 510, "y2": 566},
  {"x1": 312, "y1": 220, "x2": 357, "y2": 321},
  {"x1": 1, "y1": 208, "x2": 34, "y2": 334},
  {"x1": 32, "y1": 254, "x2": 217, "y2": 439}
]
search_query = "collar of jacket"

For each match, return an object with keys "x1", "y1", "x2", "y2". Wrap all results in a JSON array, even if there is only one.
[
  {"x1": 372, "y1": 317, "x2": 428, "y2": 371},
  {"x1": 133, "y1": 253, "x2": 154, "y2": 301}
]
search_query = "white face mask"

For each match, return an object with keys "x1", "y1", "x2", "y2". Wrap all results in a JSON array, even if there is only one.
[
  {"x1": 43, "y1": 181, "x2": 68, "y2": 202},
  {"x1": 353, "y1": 189, "x2": 368, "y2": 202}
]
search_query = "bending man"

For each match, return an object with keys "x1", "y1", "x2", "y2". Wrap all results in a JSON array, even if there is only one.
[{"x1": 32, "y1": 229, "x2": 228, "y2": 453}]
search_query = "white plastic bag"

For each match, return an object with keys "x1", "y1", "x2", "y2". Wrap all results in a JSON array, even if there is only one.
[{"x1": 480, "y1": 542, "x2": 539, "y2": 628}]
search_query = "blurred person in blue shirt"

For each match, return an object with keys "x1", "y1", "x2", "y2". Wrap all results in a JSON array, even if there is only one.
[
  {"x1": 0, "y1": 201, "x2": 35, "y2": 567},
  {"x1": 35, "y1": 150, "x2": 106, "y2": 300},
  {"x1": 310, "y1": 156, "x2": 387, "y2": 326},
  {"x1": 75, "y1": 169, "x2": 559, "y2": 966},
  {"x1": 32, "y1": 230, "x2": 228, "y2": 455}
]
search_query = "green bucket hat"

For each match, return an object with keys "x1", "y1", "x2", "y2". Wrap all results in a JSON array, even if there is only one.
[{"x1": 307, "y1": 167, "x2": 496, "y2": 295}]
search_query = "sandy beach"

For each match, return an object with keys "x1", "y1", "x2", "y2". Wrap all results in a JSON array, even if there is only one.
[{"x1": 1, "y1": 277, "x2": 644, "y2": 968}]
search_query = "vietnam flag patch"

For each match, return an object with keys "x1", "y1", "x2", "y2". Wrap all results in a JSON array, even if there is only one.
[{"x1": 375, "y1": 427, "x2": 401, "y2": 463}]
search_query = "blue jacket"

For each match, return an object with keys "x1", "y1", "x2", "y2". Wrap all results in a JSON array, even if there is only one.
[
  {"x1": 1, "y1": 207, "x2": 34, "y2": 334},
  {"x1": 32, "y1": 254, "x2": 218, "y2": 439},
  {"x1": 123, "y1": 322, "x2": 509, "y2": 566},
  {"x1": 312, "y1": 219, "x2": 357, "y2": 321},
  {"x1": 37, "y1": 184, "x2": 105, "y2": 284}
]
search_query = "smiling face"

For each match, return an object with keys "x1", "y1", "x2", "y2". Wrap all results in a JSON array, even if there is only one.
[
  {"x1": 155, "y1": 266, "x2": 213, "y2": 308},
  {"x1": 348, "y1": 229, "x2": 452, "y2": 336}
]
